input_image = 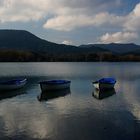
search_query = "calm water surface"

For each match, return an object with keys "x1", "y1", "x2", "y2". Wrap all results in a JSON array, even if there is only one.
[{"x1": 0, "y1": 62, "x2": 140, "y2": 140}]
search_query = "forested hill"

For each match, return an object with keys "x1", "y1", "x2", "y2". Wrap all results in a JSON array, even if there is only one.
[
  {"x1": 0, "y1": 30, "x2": 108, "y2": 54},
  {"x1": 80, "y1": 43, "x2": 140, "y2": 54},
  {"x1": 0, "y1": 29, "x2": 140, "y2": 62}
]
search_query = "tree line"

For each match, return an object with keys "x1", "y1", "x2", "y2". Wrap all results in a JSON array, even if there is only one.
[{"x1": 0, "y1": 50, "x2": 140, "y2": 62}]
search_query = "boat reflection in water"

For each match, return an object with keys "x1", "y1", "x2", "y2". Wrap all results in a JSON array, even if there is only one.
[
  {"x1": 37, "y1": 88, "x2": 71, "y2": 101},
  {"x1": 92, "y1": 88, "x2": 116, "y2": 100},
  {"x1": 0, "y1": 89, "x2": 27, "y2": 100}
]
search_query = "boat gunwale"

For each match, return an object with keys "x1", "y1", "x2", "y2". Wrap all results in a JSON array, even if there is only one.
[
  {"x1": 99, "y1": 78, "x2": 116, "y2": 84},
  {"x1": 0, "y1": 78, "x2": 27, "y2": 85},
  {"x1": 40, "y1": 80, "x2": 71, "y2": 85},
  {"x1": 92, "y1": 78, "x2": 116, "y2": 84}
]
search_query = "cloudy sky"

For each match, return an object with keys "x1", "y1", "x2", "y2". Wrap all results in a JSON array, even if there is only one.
[{"x1": 0, "y1": 0, "x2": 140, "y2": 45}]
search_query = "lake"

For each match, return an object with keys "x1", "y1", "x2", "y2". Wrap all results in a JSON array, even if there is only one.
[{"x1": 0, "y1": 62, "x2": 140, "y2": 140}]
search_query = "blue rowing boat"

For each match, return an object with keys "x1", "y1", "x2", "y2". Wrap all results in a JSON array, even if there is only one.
[
  {"x1": 0, "y1": 78, "x2": 27, "y2": 90},
  {"x1": 40, "y1": 80, "x2": 71, "y2": 91},
  {"x1": 92, "y1": 78, "x2": 116, "y2": 90}
]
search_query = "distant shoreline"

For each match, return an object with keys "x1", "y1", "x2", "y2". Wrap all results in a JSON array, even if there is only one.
[{"x1": 0, "y1": 50, "x2": 140, "y2": 62}]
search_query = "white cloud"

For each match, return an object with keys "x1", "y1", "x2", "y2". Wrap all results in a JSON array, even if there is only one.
[
  {"x1": 44, "y1": 13, "x2": 124, "y2": 31},
  {"x1": 0, "y1": 0, "x2": 125, "y2": 26},
  {"x1": 133, "y1": 3, "x2": 140, "y2": 17},
  {"x1": 42, "y1": 1, "x2": 140, "y2": 42},
  {"x1": 100, "y1": 32, "x2": 138, "y2": 44},
  {"x1": 123, "y1": 3, "x2": 140, "y2": 32},
  {"x1": 0, "y1": 0, "x2": 44, "y2": 22},
  {"x1": 0, "y1": 0, "x2": 140, "y2": 44},
  {"x1": 62, "y1": 40, "x2": 73, "y2": 45},
  {"x1": 0, "y1": 0, "x2": 139, "y2": 32},
  {"x1": 99, "y1": 3, "x2": 140, "y2": 43},
  {"x1": 43, "y1": 2, "x2": 140, "y2": 32}
]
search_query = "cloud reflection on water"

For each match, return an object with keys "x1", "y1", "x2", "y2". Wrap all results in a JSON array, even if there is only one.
[{"x1": 0, "y1": 63, "x2": 140, "y2": 139}]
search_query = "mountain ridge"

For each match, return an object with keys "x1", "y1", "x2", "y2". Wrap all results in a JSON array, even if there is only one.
[
  {"x1": 0, "y1": 29, "x2": 140, "y2": 61},
  {"x1": 79, "y1": 43, "x2": 140, "y2": 54},
  {"x1": 0, "y1": 29, "x2": 109, "y2": 54}
]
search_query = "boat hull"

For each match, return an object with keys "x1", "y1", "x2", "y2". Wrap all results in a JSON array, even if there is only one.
[
  {"x1": 93, "y1": 82, "x2": 115, "y2": 90},
  {"x1": 40, "y1": 80, "x2": 71, "y2": 92},
  {"x1": 0, "y1": 78, "x2": 27, "y2": 91}
]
